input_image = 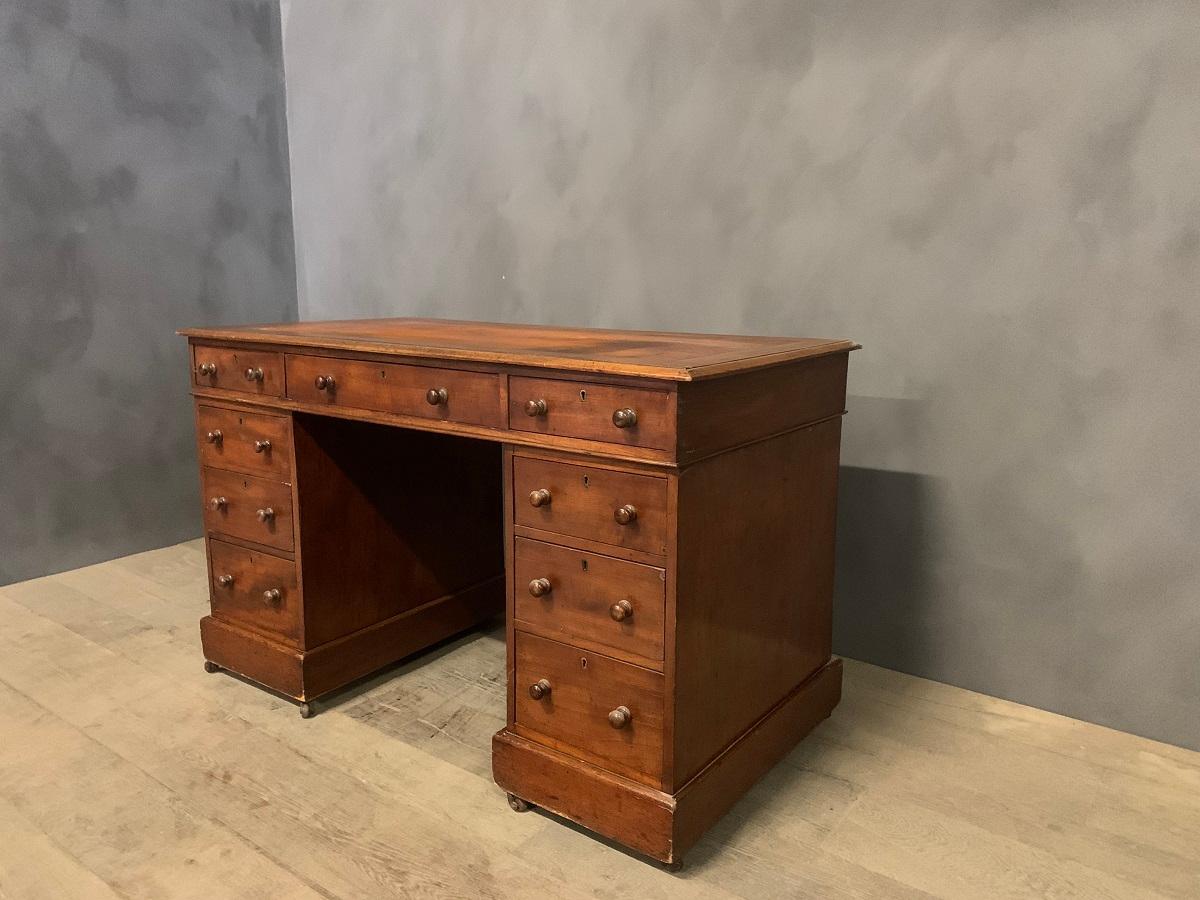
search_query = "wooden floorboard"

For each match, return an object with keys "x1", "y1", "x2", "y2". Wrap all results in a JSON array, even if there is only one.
[{"x1": 0, "y1": 540, "x2": 1197, "y2": 899}]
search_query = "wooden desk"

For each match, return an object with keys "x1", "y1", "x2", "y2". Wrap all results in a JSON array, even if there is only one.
[{"x1": 180, "y1": 318, "x2": 857, "y2": 864}]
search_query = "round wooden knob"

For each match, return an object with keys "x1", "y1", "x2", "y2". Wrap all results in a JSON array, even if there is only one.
[
  {"x1": 610, "y1": 600, "x2": 633, "y2": 621},
  {"x1": 612, "y1": 408, "x2": 638, "y2": 428},
  {"x1": 314, "y1": 374, "x2": 335, "y2": 391},
  {"x1": 263, "y1": 588, "x2": 282, "y2": 605},
  {"x1": 614, "y1": 504, "x2": 638, "y2": 525},
  {"x1": 525, "y1": 398, "x2": 548, "y2": 417},
  {"x1": 528, "y1": 577, "x2": 552, "y2": 597},
  {"x1": 608, "y1": 706, "x2": 632, "y2": 729},
  {"x1": 254, "y1": 439, "x2": 271, "y2": 453},
  {"x1": 205, "y1": 430, "x2": 223, "y2": 445},
  {"x1": 197, "y1": 362, "x2": 217, "y2": 377},
  {"x1": 216, "y1": 574, "x2": 234, "y2": 587},
  {"x1": 426, "y1": 387, "x2": 448, "y2": 406},
  {"x1": 529, "y1": 679, "x2": 552, "y2": 700},
  {"x1": 528, "y1": 488, "x2": 552, "y2": 508},
  {"x1": 208, "y1": 496, "x2": 227, "y2": 511},
  {"x1": 256, "y1": 507, "x2": 275, "y2": 523},
  {"x1": 244, "y1": 367, "x2": 264, "y2": 383}
]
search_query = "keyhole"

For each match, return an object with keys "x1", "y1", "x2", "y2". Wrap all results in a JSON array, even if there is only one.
[
  {"x1": 582, "y1": 475, "x2": 589, "y2": 488},
  {"x1": 580, "y1": 657, "x2": 588, "y2": 670},
  {"x1": 579, "y1": 389, "x2": 587, "y2": 401},
  {"x1": 238, "y1": 417, "x2": 244, "y2": 425},
  {"x1": 380, "y1": 370, "x2": 387, "y2": 379},
  {"x1": 581, "y1": 559, "x2": 588, "y2": 572}
]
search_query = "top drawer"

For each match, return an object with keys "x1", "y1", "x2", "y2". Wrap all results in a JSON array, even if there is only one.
[
  {"x1": 193, "y1": 345, "x2": 283, "y2": 398},
  {"x1": 509, "y1": 377, "x2": 674, "y2": 451},
  {"x1": 286, "y1": 354, "x2": 503, "y2": 428}
]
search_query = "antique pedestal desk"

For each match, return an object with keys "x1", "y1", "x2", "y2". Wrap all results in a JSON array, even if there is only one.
[{"x1": 180, "y1": 318, "x2": 857, "y2": 864}]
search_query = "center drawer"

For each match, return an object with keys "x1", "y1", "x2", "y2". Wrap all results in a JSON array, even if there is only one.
[
  {"x1": 285, "y1": 354, "x2": 503, "y2": 428},
  {"x1": 514, "y1": 631, "x2": 664, "y2": 786},
  {"x1": 514, "y1": 537, "x2": 665, "y2": 663},
  {"x1": 201, "y1": 467, "x2": 295, "y2": 552},
  {"x1": 512, "y1": 456, "x2": 668, "y2": 555},
  {"x1": 207, "y1": 539, "x2": 300, "y2": 643}
]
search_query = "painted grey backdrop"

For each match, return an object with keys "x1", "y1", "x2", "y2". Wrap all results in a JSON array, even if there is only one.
[
  {"x1": 279, "y1": 1, "x2": 1200, "y2": 750},
  {"x1": 0, "y1": 1, "x2": 297, "y2": 584}
]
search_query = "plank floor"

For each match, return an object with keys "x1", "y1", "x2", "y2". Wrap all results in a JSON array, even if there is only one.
[{"x1": 1, "y1": 540, "x2": 1197, "y2": 899}]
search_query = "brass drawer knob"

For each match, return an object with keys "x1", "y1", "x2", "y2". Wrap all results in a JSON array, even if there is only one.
[
  {"x1": 205, "y1": 430, "x2": 223, "y2": 445},
  {"x1": 263, "y1": 588, "x2": 282, "y2": 605},
  {"x1": 208, "y1": 496, "x2": 227, "y2": 511},
  {"x1": 216, "y1": 574, "x2": 234, "y2": 587},
  {"x1": 612, "y1": 408, "x2": 637, "y2": 428},
  {"x1": 608, "y1": 706, "x2": 632, "y2": 729},
  {"x1": 528, "y1": 488, "x2": 551, "y2": 508},
  {"x1": 614, "y1": 504, "x2": 637, "y2": 525},
  {"x1": 314, "y1": 374, "x2": 336, "y2": 391},
  {"x1": 197, "y1": 362, "x2": 217, "y2": 377},
  {"x1": 529, "y1": 679, "x2": 552, "y2": 700},
  {"x1": 256, "y1": 507, "x2": 275, "y2": 523},
  {"x1": 610, "y1": 600, "x2": 633, "y2": 621},
  {"x1": 426, "y1": 387, "x2": 448, "y2": 406},
  {"x1": 524, "y1": 398, "x2": 548, "y2": 417},
  {"x1": 254, "y1": 439, "x2": 271, "y2": 453},
  {"x1": 244, "y1": 366, "x2": 265, "y2": 383},
  {"x1": 528, "y1": 577, "x2": 552, "y2": 597}
]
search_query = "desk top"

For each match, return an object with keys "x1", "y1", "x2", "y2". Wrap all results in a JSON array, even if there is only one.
[{"x1": 180, "y1": 318, "x2": 857, "y2": 381}]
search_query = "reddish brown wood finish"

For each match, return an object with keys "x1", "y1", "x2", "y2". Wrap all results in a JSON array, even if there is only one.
[
  {"x1": 200, "y1": 467, "x2": 295, "y2": 553},
  {"x1": 183, "y1": 318, "x2": 854, "y2": 864},
  {"x1": 285, "y1": 353, "x2": 503, "y2": 428},
  {"x1": 513, "y1": 537, "x2": 666, "y2": 663},
  {"x1": 207, "y1": 539, "x2": 300, "y2": 643},
  {"x1": 512, "y1": 455, "x2": 669, "y2": 555},
  {"x1": 514, "y1": 632, "x2": 665, "y2": 787},
  {"x1": 508, "y1": 376, "x2": 675, "y2": 450}
]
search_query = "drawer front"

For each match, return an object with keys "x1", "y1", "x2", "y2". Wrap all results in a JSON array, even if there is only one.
[
  {"x1": 196, "y1": 405, "x2": 292, "y2": 480},
  {"x1": 514, "y1": 538, "x2": 665, "y2": 662},
  {"x1": 193, "y1": 345, "x2": 283, "y2": 398},
  {"x1": 509, "y1": 377, "x2": 674, "y2": 450},
  {"x1": 285, "y1": 354, "x2": 502, "y2": 427},
  {"x1": 207, "y1": 539, "x2": 300, "y2": 643},
  {"x1": 515, "y1": 631, "x2": 664, "y2": 784},
  {"x1": 201, "y1": 467, "x2": 295, "y2": 552},
  {"x1": 513, "y1": 456, "x2": 668, "y2": 555}
]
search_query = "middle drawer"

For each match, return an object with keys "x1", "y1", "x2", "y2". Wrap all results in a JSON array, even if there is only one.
[
  {"x1": 286, "y1": 354, "x2": 503, "y2": 428},
  {"x1": 201, "y1": 467, "x2": 295, "y2": 552},
  {"x1": 513, "y1": 456, "x2": 668, "y2": 555},
  {"x1": 514, "y1": 537, "x2": 665, "y2": 663}
]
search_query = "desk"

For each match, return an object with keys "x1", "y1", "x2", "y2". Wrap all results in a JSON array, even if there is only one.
[{"x1": 180, "y1": 318, "x2": 857, "y2": 864}]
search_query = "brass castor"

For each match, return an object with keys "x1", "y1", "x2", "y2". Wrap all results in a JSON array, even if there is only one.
[
  {"x1": 663, "y1": 860, "x2": 684, "y2": 873},
  {"x1": 299, "y1": 702, "x2": 315, "y2": 719},
  {"x1": 507, "y1": 793, "x2": 532, "y2": 812},
  {"x1": 203, "y1": 660, "x2": 220, "y2": 674}
]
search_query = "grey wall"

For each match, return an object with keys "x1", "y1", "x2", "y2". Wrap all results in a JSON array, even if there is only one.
[
  {"x1": 279, "y1": 1, "x2": 1200, "y2": 750},
  {"x1": 0, "y1": 1, "x2": 296, "y2": 584}
]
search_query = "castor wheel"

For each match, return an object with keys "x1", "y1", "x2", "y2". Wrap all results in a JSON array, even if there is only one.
[
  {"x1": 299, "y1": 702, "x2": 315, "y2": 719},
  {"x1": 663, "y1": 860, "x2": 684, "y2": 873},
  {"x1": 203, "y1": 660, "x2": 220, "y2": 674},
  {"x1": 507, "y1": 793, "x2": 532, "y2": 812}
]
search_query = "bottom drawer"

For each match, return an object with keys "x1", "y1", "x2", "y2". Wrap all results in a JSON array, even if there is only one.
[
  {"x1": 514, "y1": 631, "x2": 664, "y2": 786},
  {"x1": 207, "y1": 539, "x2": 300, "y2": 643}
]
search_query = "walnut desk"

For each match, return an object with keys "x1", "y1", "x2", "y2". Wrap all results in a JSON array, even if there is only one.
[{"x1": 180, "y1": 318, "x2": 857, "y2": 864}]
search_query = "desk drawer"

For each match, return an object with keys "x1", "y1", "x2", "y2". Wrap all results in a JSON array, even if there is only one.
[
  {"x1": 208, "y1": 539, "x2": 300, "y2": 643},
  {"x1": 513, "y1": 456, "x2": 668, "y2": 555},
  {"x1": 193, "y1": 345, "x2": 283, "y2": 398},
  {"x1": 196, "y1": 405, "x2": 292, "y2": 480},
  {"x1": 285, "y1": 354, "x2": 502, "y2": 427},
  {"x1": 515, "y1": 631, "x2": 664, "y2": 785},
  {"x1": 201, "y1": 467, "x2": 295, "y2": 552},
  {"x1": 509, "y1": 377, "x2": 674, "y2": 450},
  {"x1": 514, "y1": 538, "x2": 665, "y2": 662}
]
